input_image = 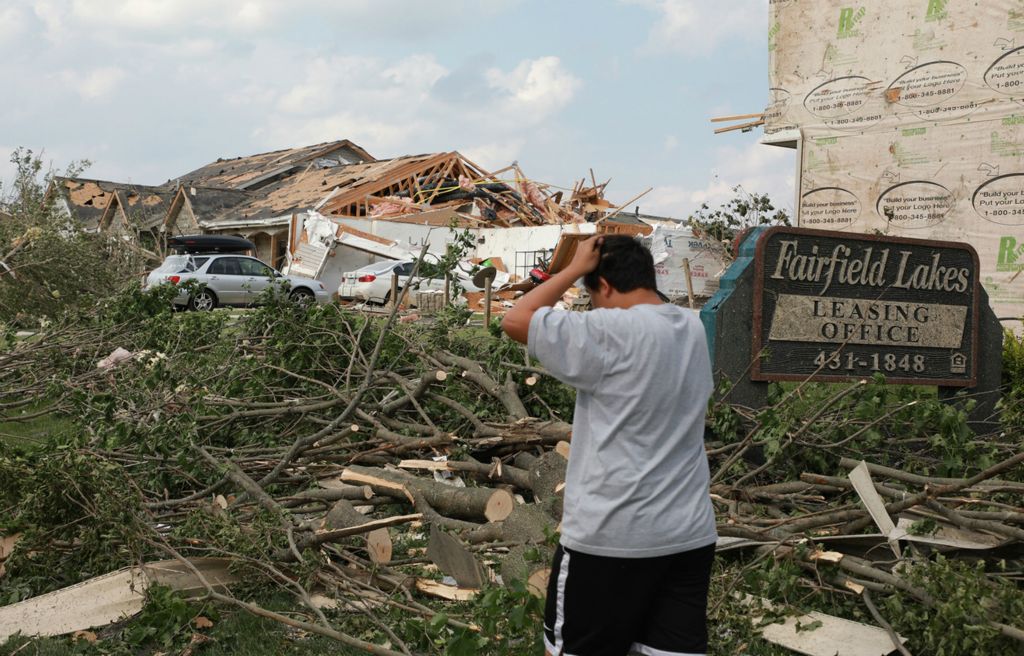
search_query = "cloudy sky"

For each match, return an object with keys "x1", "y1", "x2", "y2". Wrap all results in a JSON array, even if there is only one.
[{"x1": 0, "y1": 0, "x2": 796, "y2": 218}]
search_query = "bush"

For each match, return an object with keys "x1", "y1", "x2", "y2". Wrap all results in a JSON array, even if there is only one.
[{"x1": 0, "y1": 148, "x2": 145, "y2": 325}]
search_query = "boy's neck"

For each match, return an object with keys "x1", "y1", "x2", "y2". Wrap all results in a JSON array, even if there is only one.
[{"x1": 596, "y1": 288, "x2": 664, "y2": 310}]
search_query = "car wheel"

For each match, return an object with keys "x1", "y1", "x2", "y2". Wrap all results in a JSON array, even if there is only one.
[
  {"x1": 189, "y1": 289, "x2": 218, "y2": 311},
  {"x1": 289, "y1": 288, "x2": 315, "y2": 307}
]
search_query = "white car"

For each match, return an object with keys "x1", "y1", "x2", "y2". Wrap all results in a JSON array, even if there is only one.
[
  {"x1": 339, "y1": 259, "x2": 515, "y2": 304},
  {"x1": 338, "y1": 260, "x2": 443, "y2": 304}
]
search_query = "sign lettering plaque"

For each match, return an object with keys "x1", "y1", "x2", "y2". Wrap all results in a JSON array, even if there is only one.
[{"x1": 753, "y1": 227, "x2": 979, "y2": 386}]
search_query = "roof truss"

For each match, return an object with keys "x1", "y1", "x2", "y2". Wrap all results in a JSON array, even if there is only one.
[{"x1": 319, "y1": 152, "x2": 494, "y2": 219}]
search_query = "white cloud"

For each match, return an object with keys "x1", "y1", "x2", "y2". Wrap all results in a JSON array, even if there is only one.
[
  {"x1": 34, "y1": 0, "x2": 521, "y2": 42},
  {"x1": 61, "y1": 67, "x2": 127, "y2": 101},
  {"x1": 66, "y1": 0, "x2": 281, "y2": 32},
  {"x1": 0, "y1": 6, "x2": 29, "y2": 43},
  {"x1": 461, "y1": 140, "x2": 526, "y2": 171},
  {"x1": 383, "y1": 54, "x2": 448, "y2": 91},
  {"x1": 644, "y1": 141, "x2": 796, "y2": 218},
  {"x1": 32, "y1": 1, "x2": 66, "y2": 41},
  {"x1": 276, "y1": 55, "x2": 448, "y2": 117},
  {"x1": 625, "y1": 0, "x2": 765, "y2": 55},
  {"x1": 163, "y1": 38, "x2": 220, "y2": 58},
  {"x1": 485, "y1": 56, "x2": 581, "y2": 122},
  {"x1": 262, "y1": 54, "x2": 579, "y2": 164},
  {"x1": 260, "y1": 112, "x2": 427, "y2": 153},
  {"x1": 664, "y1": 135, "x2": 679, "y2": 151}
]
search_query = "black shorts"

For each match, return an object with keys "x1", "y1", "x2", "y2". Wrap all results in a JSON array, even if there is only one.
[{"x1": 543, "y1": 542, "x2": 715, "y2": 656}]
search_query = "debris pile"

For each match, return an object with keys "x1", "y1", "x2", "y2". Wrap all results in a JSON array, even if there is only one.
[
  {"x1": 1, "y1": 291, "x2": 1022, "y2": 654},
  {"x1": 341, "y1": 161, "x2": 622, "y2": 228}
]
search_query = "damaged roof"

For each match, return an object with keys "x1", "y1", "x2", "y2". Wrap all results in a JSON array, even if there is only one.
[
  {"x1": 51, "y1": 139, "x2": 376, "y2": 231},
  {"x1": 172, "y1": 140, "x2": 375, "y2": 191},
  {"x1": 51, "y1": 177, "x2": 176, "y2": 231},
  {"x1": 174, "y1": 186, "x2": 251, "y2": 224},
  {"x1": 50, "y1": 138, "x2": 632, "y2": 234},
  {"x1": 193, "y1": 153, "x2": 445, "y2": 225}
]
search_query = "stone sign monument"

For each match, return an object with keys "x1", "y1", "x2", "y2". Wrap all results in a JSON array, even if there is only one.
[
  {"x1": 701, "y1": 227, "x2": 1003, "y2": 430},
  {"x1": 753, "y1": 227, "x2": 979, "y2": 386}
]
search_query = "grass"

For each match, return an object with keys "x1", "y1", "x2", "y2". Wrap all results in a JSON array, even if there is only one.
[
  {"x1": 0, "y1": 597, "x2": 366, "y2": 656},
  {"x1": 0, "y1": 404, "x2": 72, "y2": 451}
]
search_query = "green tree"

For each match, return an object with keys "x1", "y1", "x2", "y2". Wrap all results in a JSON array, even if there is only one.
[
  {"x1": 0, "y1": 147, "x2": 142, "y2": 325},
  {"x1": 687, "y1": 185, "x2": 790, "y2": 247}
]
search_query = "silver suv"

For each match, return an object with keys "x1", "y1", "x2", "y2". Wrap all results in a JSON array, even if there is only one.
[{"x1": 145, "y1": 254, "x2": 331, "y2": 310}]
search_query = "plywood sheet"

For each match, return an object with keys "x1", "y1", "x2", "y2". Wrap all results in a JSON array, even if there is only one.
[
  {"x1": 767, "y1": 0, "x2": 1024, "y2": 135},
  {"x1": 797, "y1": 111, "x2": 1024, "y2": 320}
]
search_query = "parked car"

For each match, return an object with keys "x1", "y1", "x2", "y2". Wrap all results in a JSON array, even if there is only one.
[
  {"x1": 338, "y1": 259, "x2": 511, "y2": 304},
  {"x1": 338, "y1": 260, "x2": 436, "y2": 304},
  {"x1": 145, "y1": 253, "x2": 331, "y2": 310}
]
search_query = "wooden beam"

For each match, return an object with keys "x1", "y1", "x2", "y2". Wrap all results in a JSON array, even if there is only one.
[
  {"x1": 714, "y1": 119, "x2": 765, "y2": 135},
  {"x1": 710, "y1": 112, "x2": 765, "y2": 123},
  {"x1": 423, "y1": 159, "x2": 457, "y2": 205}
]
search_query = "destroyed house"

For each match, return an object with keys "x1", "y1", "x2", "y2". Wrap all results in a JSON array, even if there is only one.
[
  {"x1": 46, "y1": 138, "x2": 696, "y2": 292},
  {"x1": 48, "y1": 139, "x2": 376, "y2": 268},
  {"x1": 48, "y1": 178, "x2": 177, "y2": 234}
]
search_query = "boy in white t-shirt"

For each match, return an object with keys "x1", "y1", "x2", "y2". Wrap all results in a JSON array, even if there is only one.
[{"x1": 502, "y1": 235, "x2": 717, "y2": 656}]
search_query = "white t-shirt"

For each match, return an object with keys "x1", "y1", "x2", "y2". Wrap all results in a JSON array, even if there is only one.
[{"x1": 528, "y1": 303, "x2": 717, "y2": 558}]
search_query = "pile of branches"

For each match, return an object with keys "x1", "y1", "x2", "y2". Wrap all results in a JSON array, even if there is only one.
[
  {"x1": 1, "y1": 289, "x2": 571, "y2": 654},
  {"x1": 2, "y1": 285, "x2": 1024, "y2": 654}
]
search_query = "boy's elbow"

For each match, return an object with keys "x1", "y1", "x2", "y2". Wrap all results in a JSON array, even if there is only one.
[{"x1": 501, "y1": 312, "x2": 529, "y2": 344}]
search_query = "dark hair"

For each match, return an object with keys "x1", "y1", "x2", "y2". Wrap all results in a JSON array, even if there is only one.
[{"x1": 582, "y1": 235, "x2": 658, "y2": 293}]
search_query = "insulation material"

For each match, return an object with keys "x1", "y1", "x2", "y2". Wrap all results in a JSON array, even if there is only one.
[
  {"x1": 798, "y1": 110, "x2": 1024, "y2": 319},
  {"x1": 642, "y1": 227, "x2": 728, "y2": 300},
  {"x1": 766, "y1": 0, "x2": 1024, "y2": 135}
]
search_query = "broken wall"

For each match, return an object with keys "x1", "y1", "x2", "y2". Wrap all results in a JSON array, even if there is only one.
[
  {"x1": 337, "y1": 218, "x2": 449, "y2": 260},
  {"x1": 477, "y1": 224, "x2": 594, "y2": 278},
  {"x1": 769, "y1": 0, "x2": 1024, "y2": 320}
]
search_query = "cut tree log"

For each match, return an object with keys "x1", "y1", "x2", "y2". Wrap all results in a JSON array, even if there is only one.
[
  {"x1": 381, "y1": 370, "x2": 448, "y2": 416},
  {"x1": 465, "y1": 503, "x2": 559, "y2": 545},
  {"x1": 398, "y1": 457, "x2": 531, "y2": 491},
  {"x1": 513, "y1": 452, "x2": 538, "y2": 470},
  {"x1": 500, "y1": 544, "x2": 552, "y2": 598},
  {"x1": 280, "y1": 485, "x2": 374, "y2": 508},
  {"x1": 322, "y1": 499, "x2": 393, "y2": 564},
  {"x1": 503, "y1": 504, "x2": 557, "y2": 543},
  {"x1": 344, "y1": 465, "x2": 514, "y2": 523},
  {"x1": 340, "y1": 469, "x2": 415, "y2": 504},
  {"x1": 528, "y1": 451, "x2": 567, "y2": 498}
]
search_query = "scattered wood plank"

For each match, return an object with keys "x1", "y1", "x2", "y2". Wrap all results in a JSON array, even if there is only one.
[
  {"x1": 746, "y1": 596, "x2": 907, "y2": 656},
  {"x1": 427, "y1": 524, "x2": 485, "y2": 589},
  {"x1": 0, "y1": 558, "x2": 235, "y2": 642},
  {"x1": 414, "y1": 579, "x2": 478, "y2": 601}
]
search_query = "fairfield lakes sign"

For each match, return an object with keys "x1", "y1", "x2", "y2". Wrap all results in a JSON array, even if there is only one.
[{"x1": 752, "y1": 227, "x2": 979, "y2": 386}]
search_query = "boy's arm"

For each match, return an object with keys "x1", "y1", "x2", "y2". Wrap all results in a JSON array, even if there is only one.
[{"x1": 501, "y1": 236, "x2": 602, "y2": 344}]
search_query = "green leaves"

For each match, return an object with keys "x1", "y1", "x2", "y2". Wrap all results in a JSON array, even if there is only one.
[{"x1": 687, "y1": 186, "x2": 791, "y2": 246}]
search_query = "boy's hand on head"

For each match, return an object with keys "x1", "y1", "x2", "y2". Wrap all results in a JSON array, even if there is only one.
[{"x1": 568, "y1": 236, "x2": 603, "y2": 276}]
